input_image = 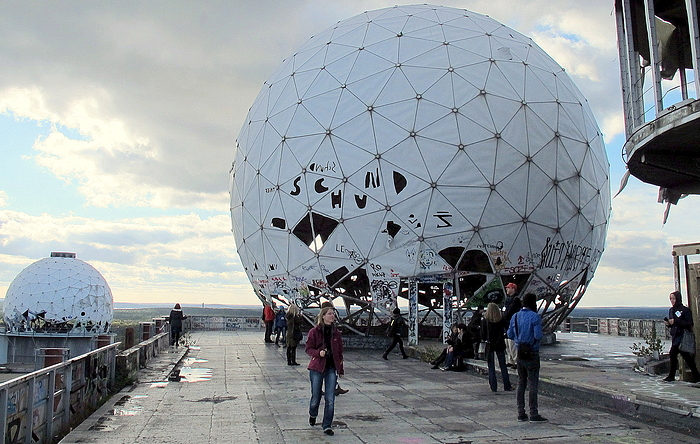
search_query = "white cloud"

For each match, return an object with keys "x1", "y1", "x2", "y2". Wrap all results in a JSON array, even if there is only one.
[
  {"x1": 0, "y1": 209, "x2": 256, "y2": 304},
  {"x1": 0, "y1": 191, "x2": 7, "y2": 207}
]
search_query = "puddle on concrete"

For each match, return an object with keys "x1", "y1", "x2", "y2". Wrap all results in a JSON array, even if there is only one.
[
  {"x1": 182, "y1": 357, "x2": 209, "y2": 366},
  {"x1": 179, "y1": 367, "x2": 213, "y2": 383},
  {"x1": 111, "y1": 395, "x2": 144, "y2": 416},
  {"x1": 150, "y1": 381, "x2": 169, "y2": 388},
  {"x1": 344, "y1": 414, "x2": 382, "y2": 421},
  {"x1": 188, "y1": 345, "x2": 201, "y2": 351},
  {"x1": 88, "y1": 416, "x2": 118, "y2": 431}
]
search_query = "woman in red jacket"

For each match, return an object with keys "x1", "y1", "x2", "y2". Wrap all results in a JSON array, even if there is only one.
[{"x1": 305, "y1": 306, "x2": 344, "y2": 436}]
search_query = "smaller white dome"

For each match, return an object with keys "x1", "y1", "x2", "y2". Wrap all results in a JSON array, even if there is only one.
[{"x1": 4, "y1": 253, "x2": 113, "y2": 334}]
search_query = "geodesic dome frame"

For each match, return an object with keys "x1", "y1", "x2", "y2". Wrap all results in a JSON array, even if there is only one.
[
  {"x1": 230, "y1": 4, "x2": 611, "y2": 333},
  {"x1": 4, "y1": 253, "x2": 113, "y2": 334}
]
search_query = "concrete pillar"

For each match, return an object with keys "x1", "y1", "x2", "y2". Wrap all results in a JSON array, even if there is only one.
[
  {"x1": 140, "y1": 322, "x2": 153, "y2": 341},
  {"x1": 96, "y1": 335, "x2": 112, "y2": 348},
  {"x1": 125, "y1": 327, "x2": 135, "y2": 349},
  {"x1": 442, "y1": 281, "x2": 453, "y2": 344},
  {"x1": 408, "y1": 279, "x2": 418, "y2": 346}
]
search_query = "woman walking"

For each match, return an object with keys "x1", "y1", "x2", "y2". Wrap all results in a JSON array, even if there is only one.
[
  {"x1": 482, "y1": 302, "x2": 513, "y2": 392},
  {"x1": 306, "y1": 306, "x2": 344, "y2": 436},
  {"x1": 168, "y1": 303, "x2": 187, "y2": 347},
  {"x1": 285, "y1": 304, "x2": 302, "y2": 365},
  {"x1": 663, "y1": 290, "x2": 700, "y2": 382}
]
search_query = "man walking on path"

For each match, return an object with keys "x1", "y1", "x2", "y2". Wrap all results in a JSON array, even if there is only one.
[
  {"x1": 508, "y1": 293, "x2": 547, "y2": 422},
  {"x1": 382, "y1": 307, "x2": 409, "y2": 360}
]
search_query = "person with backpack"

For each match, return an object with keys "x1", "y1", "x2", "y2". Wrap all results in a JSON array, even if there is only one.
[
  {"x1": 382, "y1": 307, "x2": 409, "y2": 360},
  {"x1": 507, "y1": 293, "x2": 546, "y2": 422}
]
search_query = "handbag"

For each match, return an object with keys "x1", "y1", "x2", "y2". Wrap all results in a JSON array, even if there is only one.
[
  {"x1": 293, "y1": 327, "x2": 303, "y2": 342},
  {"x1": 679, "y1": 329, "x2": 696, "y2": 354}
]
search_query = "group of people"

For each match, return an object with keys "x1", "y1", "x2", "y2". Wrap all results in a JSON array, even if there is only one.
[
  {"x1": 262, "y1": 302, "x2": 304, "y2": 366},
  {"x1": 424, "y1": 283, "x2": 545, "y2": 420},
  {"x1": 259, "y1": 284, "x2": 700, "y2": 436}
]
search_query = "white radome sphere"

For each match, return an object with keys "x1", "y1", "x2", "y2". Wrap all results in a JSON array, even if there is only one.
[
  {"x1": 231, "y1": 5, "x2": 610, "y2": 309},
  {"x1": 4, "y1": 253, "x2": 113, "y2": 333}
]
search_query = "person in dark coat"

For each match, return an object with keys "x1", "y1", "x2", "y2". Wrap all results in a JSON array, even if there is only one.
[
  {"x1": 441, "y1": 323, "x2": 472, "y2": 370},
  {"x1": 168, "y1": 303, "x2": 187, "y2": 347},
  {"x1": 431, "y1": 324, "x2": 459, "y2": 369},
  {"x1": 286, "y1": 304, "x2": 303, "y2": 366},
  {"x1": 382, "y1": 307, "x2": 408, "y2": 360},
  {"x1": 663, "y1": 291, "x2": 700, "y2": 382},
  {"x1": 306, "y1": 307, "x2": 345, "y2": 436},
  {"x1": 482, "y1": 302, "x2": 513, "y2": 392}
]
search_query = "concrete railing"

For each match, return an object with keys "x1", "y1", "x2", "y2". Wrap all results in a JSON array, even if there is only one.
[
  {"x1": 116, "y1": 331, "x2": 171, "y2": 383},
  {"x1": 0, "y1": 343, "x2": 119, "y2": 444},
  {"x1": 560, "y1": 318, "x2": 672, "y2": 339}
]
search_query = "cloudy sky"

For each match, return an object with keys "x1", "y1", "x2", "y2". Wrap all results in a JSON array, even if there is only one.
[{"x1": 1, "y1": 0, "x2": 698, "y2": 307}]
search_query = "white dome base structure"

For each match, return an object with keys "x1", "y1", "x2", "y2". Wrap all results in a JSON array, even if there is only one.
[{"x1": 230, "y1": 4, "x2": 611, "y2": 335}]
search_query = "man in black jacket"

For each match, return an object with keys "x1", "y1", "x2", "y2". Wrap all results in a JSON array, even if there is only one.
[{"x1": 382, "y1": 307, "x2": 408, "y2": 360}]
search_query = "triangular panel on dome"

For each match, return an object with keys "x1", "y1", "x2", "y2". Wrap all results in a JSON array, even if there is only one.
[
  {"x1": 339, "y1": 179, "x2": 390, "y2": 221},
  {"x1": 329, "y1": 89, "x2": 372, "y2": 130},
  {"x1": 463, "y1": 139, "x2": 497, "y2": 183},
  {"x1": 370, "y1": 111, "x2": 413, "y2": 153},
  {"x1": 415, "y1": 100, "x2": 456, "y2": 136},
  {"x1": 345, "y1": 51, "x2": 395, "y2": 91},
  {"x1": 381, "y1": 137, "x2": 435, "y2": 181},
  {"x1": 387, "y1": 187, "x2": 431, "y2": 234},
  {"x1": 261, "y1": 230, "x2": 291, "y2": 275},
  {"x1": 267, "y1": 76, "x2": 301, "y2": 116},
  {"x1": 474, "y1": 188, "x2": 524, "y2": 229},
  {"x1": 306, "y1": 175, "x2": 344, "y2": 220},
  {"x1": 530, "y1": 137, "x2": 558, "y2": 180},
  {"x1": 484, "y1": 63, "x2": 523, "y2": 103},
  {"x1": 301, "y1": 70, "x2": 345, "y2": 104},
  {"x1": 421, "y1": 187, "x2": 477, "y2": 238},
  {"x1": 418, "y1": 72, "x2": 457, "y2": 109},
  {"x1": 282, "y1": 134, "x2": 327, "y2": 172},
  {"x1": 437, "y1": 149, "x2": 486, "y2": 187},
  {"x1": 340, "y1": 209, "x2": 389, "y2": 260},
  {"x1": 492, "y1": 164, "x2": 530, "y2": 217},
  {"x1": 374, "y1": 71, "x2": 419, "y2": 111},
  {"x1": 286, "y1": 104, "x2": 327, "y2": 139},
  {"x1": 557, "y1": 102, "x2": 587, "y2": 142},
  {"x1": 326, "y1": 22, "x2": 371, "y2": 49},
  {"x1": 456, "y1": 98, "x2": 495, "y2": 138},
  {"x1": 400, "y1": 65, "x2": 447, "y2": 98},
  {"x1": 523, "y1": 64, "x2": 559, "y2": 102},
  {"x1": 499, "y1": 107, "x2": 529, "y2": 156},
  {"x1": 484, "y1": 94, "x2": 523, "y2": 135},
  {"x1": 330, "y1": 136, "x2": 375, "y2": 175},
  {"x1": 493, "y1": 140, "x2": 529, "y2": 185},
  {"x1": 293, "y1": 43, "x2": 333, "y2": 74},
  {"x1": 416, "y1": 136, "x2": 461, "y2": 181},
  {"x1": 518, "y1": 179, "x2": 554, "y2": 225},
  {"x1": 266, "y1": 102, "x2": 298, "y2": 139},
  {"x1": 449, "y1": 32, "x2": 493, "y2": 59},
  {"x1": 400, "y1": 37, "x2": 447, "y2": 66}
]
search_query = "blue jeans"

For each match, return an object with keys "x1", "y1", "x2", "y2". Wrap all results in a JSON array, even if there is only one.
[
  {"x1": 517, "y1": 353, "x2": 540, "y2": 416},
  {"x1": 487, "y1": 348, "x2": 512, "y2": 391},
  {"x1": 309, "y1": 368, "x2": 338, "y2": 429}
]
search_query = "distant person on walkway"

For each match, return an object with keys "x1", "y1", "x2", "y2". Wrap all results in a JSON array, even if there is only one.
[
  {"x1": 431, "y1": 324, "x2": 459, "y2": 369},
  {"x1": 503, "y1": 291, "x2": 521, "y2": 368},
  {"x1": 168, "y1": 303, "x2": 187, "y2": 347},
  {"x1": 286, "y1": 304, "x2": 303, "y2": 366},
  {"x1": 382, "y1": 307, "x2": 409, "y2": 360},
  {"x1": 482, "y1": 302, "x2": 513, "y2": 392},
  {"x1": 262, "y1": 302, "x2": 275, "y2": 343},
  {"x1": 306, "y1": 306, "x2": 345, "y2": 436},
  {"x1": 274, "y1": 305, "x2": 287, "y2": 346},
  {"x1": 663, "y1": 290, "x2": 700, "y2": 383},
  {"x1": 508, "y1": 293, "x2": 546, "y2": 422}
]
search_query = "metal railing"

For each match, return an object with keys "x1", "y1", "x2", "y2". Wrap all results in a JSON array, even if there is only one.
[
  {"x1": 0, "y1": 342, "x2": 119, "y2": 444},
  {"x1": 560, "y1": 318, "x2": 671, "y2": 339}
]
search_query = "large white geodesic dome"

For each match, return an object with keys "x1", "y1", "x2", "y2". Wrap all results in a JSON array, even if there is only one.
[
  {"x1": 230, "y1": 4, "x2": 610, "y2": 324},
  {"x1": 4, "y1": 253, "x2": 113, "y2": 333}
]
